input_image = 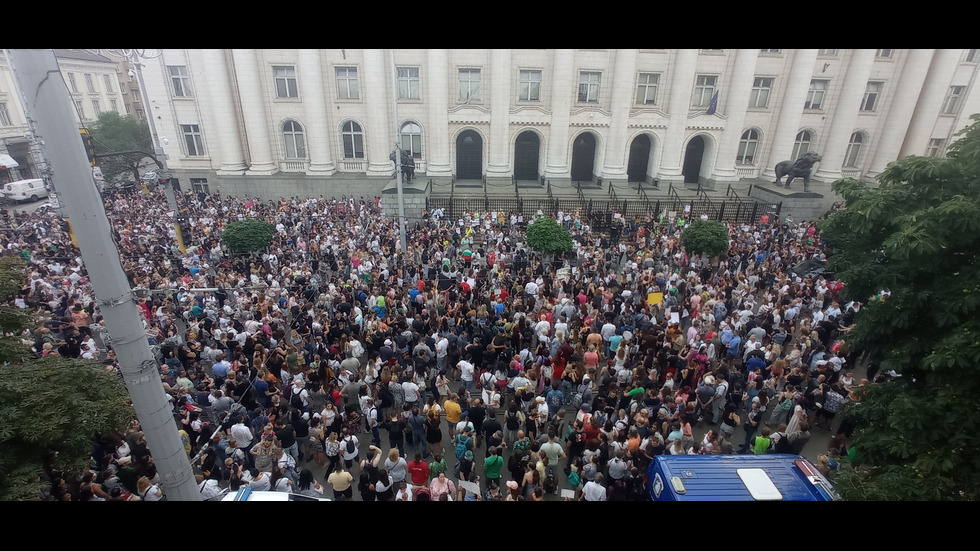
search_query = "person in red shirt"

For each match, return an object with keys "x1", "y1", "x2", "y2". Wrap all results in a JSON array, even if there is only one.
[{"x1": 407, "y1": 453, "x2": 430, "y2": 487}]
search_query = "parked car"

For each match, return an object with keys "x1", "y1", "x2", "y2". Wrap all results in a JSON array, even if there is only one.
[
  {"x1": 791, "y1": 258, "x2": 833, "y2": 280},
  {"x1": 2, "y1": 178, "x2": 49, "y2": 202}
]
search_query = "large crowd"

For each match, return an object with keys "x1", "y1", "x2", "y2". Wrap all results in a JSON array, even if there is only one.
[{"x1": 2, "y1": 184, "x2": 873, "y2": 501}]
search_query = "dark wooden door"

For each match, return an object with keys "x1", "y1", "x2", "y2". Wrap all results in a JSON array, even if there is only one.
[
  {"x1": 682, "y1": 135, "x2": 705, "y2": 184},
  {"x1": 456, "y1": 130, "x2": 483, "y2": 180},
  {"x1": 570, "y1": 132, "x2": 596, "y2": 182},
  {"x1": 514, "y1": 131, "x2": 539, "y2": 181},
  {"x1": 627, "y1": 134, "x2": 651, "y2": 183}
]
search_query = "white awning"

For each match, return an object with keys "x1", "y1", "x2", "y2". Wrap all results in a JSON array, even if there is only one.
[{"x1": 0, "y1": 154, "x2": 18, "y2": 169}]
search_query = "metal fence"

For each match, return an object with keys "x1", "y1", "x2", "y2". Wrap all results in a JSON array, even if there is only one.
[{"x1": 426, "y1": 194, "x2": 781, "y2": 228}]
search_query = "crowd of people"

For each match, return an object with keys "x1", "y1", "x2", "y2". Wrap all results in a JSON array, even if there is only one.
[{"x1": 2, "y1": 183, "x2": 874, "y2": 501}]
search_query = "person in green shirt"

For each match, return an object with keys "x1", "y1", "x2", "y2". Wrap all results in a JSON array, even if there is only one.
[
  {"x1": 428, "y1": 453, "x2": 447, "y2": 481},
  {"x1": 484, "y1": 446, "x2": 504, "y2": 488},
  {"x1": 751, "y1": 426, "x2": 772, "y2": 455}
]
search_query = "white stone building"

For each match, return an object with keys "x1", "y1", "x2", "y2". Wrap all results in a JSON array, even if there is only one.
[{"x1": 117, "y1": 49, "x2": 980, "y2": 198}]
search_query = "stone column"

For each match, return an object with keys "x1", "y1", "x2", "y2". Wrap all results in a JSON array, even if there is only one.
[
  {"x1": 297, "y1": 49, "x2": 336, "y2": 175},
  {"x1": 812, "y1": 49, "x2": 877, "y2": 182},
  {"x1": 710, "y1": 49, "x2": 759, "y2": 182},
  {"x1": 363, "y1": 49, "x2": 393, "y2": 177},
  {"x1": 192, "y1": 49, "x2": 246, "y2": 175},
  {"x1": 658, "y1": 49, "x2": 699, "y2": 181},
  {"x1": 425, "y1": 49, "x2": 452, "y2": 177},
  {"x1": 900, "y1": 49, "x2": 962, "y2": 158},
  {"x1": 230, "y1": 49, "x2": 276, "y2": 174},
  {"x1": 762, "y1": 49, "x2": 818, "y2": 180},
  {"x1": 486, "y1": 49, "x2": 512, "y2": 178},
  {"x1": 865, "y1": 49, "x2": 935, "y2": 178},
  {"x1": 601, "y1": 48, "x2": 638, "y2": 180},
  {"x1": 544, "y1": 49, "x2": 575, "y2": 179}
]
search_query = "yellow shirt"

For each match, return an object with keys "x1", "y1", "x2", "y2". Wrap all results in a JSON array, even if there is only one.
[{"x1": 444, "y1": 400, "x2": 462, "y2": 424}]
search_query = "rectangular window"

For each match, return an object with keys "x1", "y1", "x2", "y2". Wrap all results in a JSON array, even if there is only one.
[
  {"x1": 942, "y1": 86, "x2": 964, "y2": 115},
  {"x1": 818, "y1": 49, "x2": 838, "y2": 56},
  {"x1": 759, "y1": 49, "x2": 781, "y2": 54},
  {"x1": 74, "y1": 100, "x2": 84, "y2": 117},
  {"x1": 861, "y1": 81, "x2": 883, "y2": 112},
  {"x1": 168, "y1": 65, "x2": 192, "y2": 97},
  {"x1": 273, "y1": 66, "x2": 298, "y2": 98},
  {"x1": 397, "y1": 67, "x2": 420, "y2": 100},
  {"x1": 110, "y1": 99, "x2": 118, "y2": 112},
  {"x1": 85, "y1": 73, "x2": 95, "y2": 92},
  {"x1": 336, "y1": 67, "x2": 359, "y2": 99},
  {"x1": 692, "y1": 74, "x2": 717, "y2": 107},
  {"x1": 102, "y1": 74, "x2": 112, "y2": 93},
  {"x1": 519, "y1": 69, "x2": 541, "y2": 101},
  {"x1": 125, "y1": 103, "x2": 132, "y2": 114},
  {"x1": 967, "y1": 49, "x2": 980, "y2": 63},
  {"x1": 805, "y1": 79, "x2": 828, "y2": 110},
  {"x1": 635, "y1": 73, "x2": 660, "y2": 105},
  {"x1": 876, "y1": 49, "x2": 893, "y2": 59},
  {"x1": 926, "y1": 138, "x2": 946, "y2": 157},
  {"x1": 459, "y1": 68, "x2": 481, "y2": 101},
  {"x1": 749, "y1": 77, "x2": 773, "y2": 108},
  {"x1": 0, "y1": 103, "x2": 11, "y2": 126},
  {"x1": 68, "y1": 73, "x2": 79, "y2": 93},
  {"x1": 91, "y1": 100, "x2": 101, "y2": 116},
  {"x1": 181, "y1": 124, "x2": 204, "y2": 156},
  {"x1": 120, "y1": 83, "x2": 127, "y2": 95},
  {"x1": 190, "y1": 178, "x2": 210, "y2": 193},
  {"x1": 578, "y1": 71, "x2": 601, "y2": 102}
]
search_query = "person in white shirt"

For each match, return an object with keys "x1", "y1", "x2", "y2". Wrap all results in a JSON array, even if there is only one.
[
  {"x1": 458, "y1": 359, "x2": 475, "y2": 393},
  {"x1": 583, "y1": 473, "x2": 607, "y2": 501}
]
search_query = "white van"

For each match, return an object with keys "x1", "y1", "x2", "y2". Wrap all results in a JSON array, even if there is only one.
[{"x1": 2, "y1": 179, "x2": 49, "y2": 202}]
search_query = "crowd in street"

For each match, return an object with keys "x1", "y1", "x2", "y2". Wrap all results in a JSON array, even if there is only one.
[{"x1": 1, "y1": 183, "x2": 872, "y2": 501}]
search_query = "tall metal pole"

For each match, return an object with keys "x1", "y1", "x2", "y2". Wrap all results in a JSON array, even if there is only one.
[
  {"x1": 390, "y1": 50, "x2": 408, "y2": 255},
  {"x1": 8, "y1": 49, "x2": 200, "y2": 501}
]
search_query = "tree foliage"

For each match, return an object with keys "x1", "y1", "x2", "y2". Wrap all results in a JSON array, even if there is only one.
[
  {"x1": 89, "y1": 111, "x2": 153, "y2": 183},
  {"x1": 681, "y1": 219, "x2": 729, "y2": 257},
  {"x1": 817, "y1": 113, "x2": 980, "y2": 501},
  {"x1": 0, "y1": 358, "x2": 135, "y2": 500},
  {"x1": 524, "y1": 216, "x2": 573, "y2": 254},
  {"x1": 221, "y1": 219, "x2": 276, "y2": 253},
  {"x1": 0, "y1": 258, "x2": 134, "y2": 500}
]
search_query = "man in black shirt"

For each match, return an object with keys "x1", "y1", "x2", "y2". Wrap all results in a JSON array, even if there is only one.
[{"x1": 469, "y1": 399, "x2": 487, "y2": 449}]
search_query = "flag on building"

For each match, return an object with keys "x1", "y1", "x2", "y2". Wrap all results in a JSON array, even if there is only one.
[{"x1": 706, "y1": 91, "x2": 719, "y2": 115}]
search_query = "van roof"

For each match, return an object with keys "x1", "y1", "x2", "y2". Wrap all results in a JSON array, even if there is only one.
[{"x1": 648, "y1": 454, "x2": 837, "y2": 501}]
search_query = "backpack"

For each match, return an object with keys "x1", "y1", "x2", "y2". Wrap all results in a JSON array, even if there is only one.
[
  {"x1": 506, "y1": 410, "x2": 521, "y2": 430},
  {"x1": 289, "y1": 389, "x2": 304, "y2": 410},
  {"x1": 345, "y1": 436, "x2": 356, "y2": 454},
  {"x1": 543, "y1": 467, "x2": 557, "y2": 494},
  {"x1": 571, "y1": 392, "x2": 583, "y2": 411},
  {"x1": 378, "y1": 384, "x2": 394, "y2": 409},
  {"x1": 455, "y1": 434, "x2": 472, "y2": 460}
]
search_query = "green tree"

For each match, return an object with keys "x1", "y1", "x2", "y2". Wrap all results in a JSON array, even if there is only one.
[
  {"x1": 681, "y1": 219, "x2": 729, "y2": 257},
  {"x1": 524, "y1": 216, "x2": 573, "y2": 255},
  {"x1": 817, "y1": 114, "x2": 980, "y2": 501},
  {"x1": 221, "y1": 219, "x2": 276, "y2": 254},
  {"x1": 0, "y1": 257, "x2": 135, "y2": 501},
  {"x1": 88, "y1": 111, "x2": 153, "y2": 183}
]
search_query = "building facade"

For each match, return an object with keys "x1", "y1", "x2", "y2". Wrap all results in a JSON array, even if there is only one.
[{"x1": 9, "y1": 49, "x2": 980, "y2": 198}]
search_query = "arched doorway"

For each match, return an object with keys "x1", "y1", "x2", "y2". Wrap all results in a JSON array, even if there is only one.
[
  {"x1": 682, "y1": 136, "x2": 705, "y2": 184},
  {"x1": 513, "y1": 131, "x2": 540, "y2": 181},
  {"x1": 627, "y1": 134, "x2": 652, "y2": 183},
  {"x1": 456, "y1": 130, "x2": 483, "y2": 180},
  {"x1": 570, "y1": 132, "x2": 597, "y2": 182}
]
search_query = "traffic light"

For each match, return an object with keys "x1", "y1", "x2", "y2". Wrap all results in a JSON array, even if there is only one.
[{"x1": 79, "y1": 128, "x2": 96, "y2": 166}]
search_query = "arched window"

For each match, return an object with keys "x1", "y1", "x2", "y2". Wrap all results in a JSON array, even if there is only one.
[
  {"x1": 342, "y1": 120, "x2": 364, "y2": 159},
  {"x1": 282, "y1": 120, "x2": 306, "y2": 158},
  {"x1": 792, "y1": 130, "x2": 812, "y2": 161},
  {"x1": 844, "y1": 132, "x2": 864, "y2": 167},
  {"x1": 400, "y1": 122, "x2": 422, "y2": 159},
  {"x1": 736, "y1": 129, "x2": 760, "y2": 165}
]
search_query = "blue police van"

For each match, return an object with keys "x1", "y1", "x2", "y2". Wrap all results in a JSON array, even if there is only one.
[{"x1": 647, "y1": 454, "x2": 837, "y2": 501}]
